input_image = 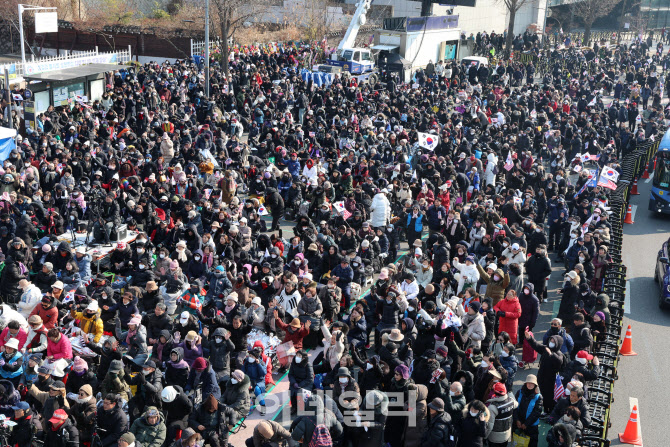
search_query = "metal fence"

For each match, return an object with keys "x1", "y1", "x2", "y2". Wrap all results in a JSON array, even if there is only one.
[
  {"x1": 0, "y1": 47, "x2": 132, "y2": 81},
  {"x1": 578, "y1": 129, "x2": 664, "y2": 447}
]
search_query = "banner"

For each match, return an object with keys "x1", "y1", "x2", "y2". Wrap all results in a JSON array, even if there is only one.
[{"x1": 24, "y1": 52, "x2": 119, "y2": 76}]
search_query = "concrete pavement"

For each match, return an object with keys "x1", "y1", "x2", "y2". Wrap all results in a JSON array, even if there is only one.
[{"x1": 608, "y1": 173, "x2": 670, "y2": 447}]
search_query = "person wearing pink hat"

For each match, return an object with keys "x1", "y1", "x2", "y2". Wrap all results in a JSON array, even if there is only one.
[{"x1": 115, "y1": 313, "x2": 149, "y2": 365}]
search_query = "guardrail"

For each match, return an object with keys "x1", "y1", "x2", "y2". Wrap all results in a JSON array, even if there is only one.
[{"x1": 578, "y1": 129, "x2": 664, "y2": 446}]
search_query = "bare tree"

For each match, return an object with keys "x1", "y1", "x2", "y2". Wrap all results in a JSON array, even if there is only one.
[
  {"x1": 571, "y1": 0, "x2": 621, "y2": 45},
  {"x1": 499, "y1": 0, "x2": 531, "y2": 52},
  {"x1": 209, "y1": 0, "x2": 264, "y2": 76}
]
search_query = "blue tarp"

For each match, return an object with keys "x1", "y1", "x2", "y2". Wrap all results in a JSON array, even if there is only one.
[
  {"x1": 300, "y1": 69, "x2": 334, "y2": 87},
  {"x1": 0, "y1": 127, "x2": 17, "y2": 163}
]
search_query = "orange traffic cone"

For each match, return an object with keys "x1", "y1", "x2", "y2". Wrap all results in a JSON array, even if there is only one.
[
  {"x1": 624, "y1": 205, "x2": 634, "y2": 224},
  {"x1": 619, "y1": 405, "x2": 643, "y2": 445},
  {"x1": 631, "y1": 179, "x2": 640, "y2": 195},
  {"x1": 620, "y1": 325, "x2": 637, "y2": 356},
  {"x1": 641, "y1": 162, "x2": 650, "y2": 179}
]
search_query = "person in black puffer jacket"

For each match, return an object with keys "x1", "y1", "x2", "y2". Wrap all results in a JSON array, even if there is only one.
[
  {"x1": 65, "y1": 357, "x2": 98, "y2": 397},
  {"x1": 144, "y1": 303, "x2": 174, "y2": 345},
  {"x1": 161, "y1": 385, "x2": 194, "y2": 444},
  {"x1": 204, "y1": 327, "x2": 235, "y2": 382},
  {"x1": 127, "y1": 360, "x2": 164, "y2": 423},
  {"x1": 85, "y1": 336, "x2": 122, "y2": 380},
  {"x1": 95, "y1": 287, "x2": 118, "y2": 332},
  {"x1": 140, "y1": 281, "x2": 162, "y2": 313},
  {"x1": 97, "y1": 394, "x2": 128, "y2": 447},
  {"x1": 288, "y1": 350, "x2": 314, "y2": 413}
]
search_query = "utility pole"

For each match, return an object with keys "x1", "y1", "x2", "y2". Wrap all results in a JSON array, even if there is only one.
[
  {"x1": 4, "y1": 68, "x2": 13, "y2": 131},
  {"x1": 204, "y1": 0, "x2": 210, "y2": 98},
  {"x1": 421, "y1": 0, "x2": 432, "y2": 16}
]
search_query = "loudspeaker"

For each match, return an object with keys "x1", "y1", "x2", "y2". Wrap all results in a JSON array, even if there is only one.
[{"x1": 115, "y1": 224, "x2": 128, "y2": 242}]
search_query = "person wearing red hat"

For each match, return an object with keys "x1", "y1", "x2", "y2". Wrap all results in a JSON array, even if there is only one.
[
  {"x1": 185, "y1": 357, "x2": 220, "y2": 401},
  {"x1": 44, "y1": 408, "x2": 79, "y2": 447},
  {"x1": 485, "y1": 381, "x2": 517, "y2": 447}
]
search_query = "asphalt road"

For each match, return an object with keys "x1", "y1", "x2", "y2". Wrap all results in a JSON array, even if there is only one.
[{"x1": 608, "y1": 174, "x2": 670, "y2": 447}]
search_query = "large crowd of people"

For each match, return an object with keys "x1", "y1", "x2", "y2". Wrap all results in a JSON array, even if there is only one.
[{"x1": 0, "y1": 27, "x2": 663, "y2": 447}]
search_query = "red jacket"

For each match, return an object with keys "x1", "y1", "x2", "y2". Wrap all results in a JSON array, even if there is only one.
[
  {"x1": 275, "y1": 318, "x2": 309, "y2": 351},
  {"x1": 253, "y1": 340, "x2": 274, "y2": 386},
  {"x1": 494, "y1": 296, "x2": 522, "y2": 344},
  {"x1": 29, "y1": 304, "x2": 58, "y2": 329}
]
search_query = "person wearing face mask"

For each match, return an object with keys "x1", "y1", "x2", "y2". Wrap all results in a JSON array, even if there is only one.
[
  {"x1": 64, "y1": 356, "x2": 97, "y2": 398},
  {"x1": 69, "y1": 300, "x2": 105, "y2": 344},
  {"x1": 126, "y1": 360, "x2": 163, "y2": 423},
  {"x1": 460, "y1": 400, "x2": 489, "y2": 447},
  {"x1": 242, "y1": 350, "x2": 267, "y2": 415},
  {"x1": 513, "y1": 375, "x2": 543, "y2": 447},
  {"x1": 524, "y1": 329, "x2": 566, "y2": 413},
  {"x1": 287, "y1": 349, "x2": 314, "y2": 414},
  {"x1": 476, "y1": 264, "x2": 510, "y2": 307},
  {"x1": 557, "y1": 271, "x2": 581, "y2": 322},
  {"x1": 64, "y1": 384, "x2": 95, "y2": 444},
  {"x1": 493, "y1": 290, "x2": 522, "y2": 345},
  {"x1": 517, "y1": 283, "x2": 539, "y2": 346}
]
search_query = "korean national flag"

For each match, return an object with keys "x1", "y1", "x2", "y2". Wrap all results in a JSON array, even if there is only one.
[{"x1": 418, "y1": 132, "x2": 440, "y2": 151}]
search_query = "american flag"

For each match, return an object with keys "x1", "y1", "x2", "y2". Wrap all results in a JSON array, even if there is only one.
[
  {"x1": 554, "y1": 373, "x2": 565, "y2": 401},
  {"x1": 504, "y1": 152, "x2": 514, "y2": 171}
]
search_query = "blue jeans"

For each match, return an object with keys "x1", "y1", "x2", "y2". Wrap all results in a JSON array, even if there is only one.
[{"x1": 253, "y1": 383, "x2": 266, "y2": 405}]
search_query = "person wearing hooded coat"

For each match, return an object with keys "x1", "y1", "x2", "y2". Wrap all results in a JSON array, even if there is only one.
[
  {"x1": 185, "y1": 357, "x2": 220, "y2": 401},
  {"x1": 220, "y1": 369, "x2": 250, "y2": 423},
  {"x1": 206, "y1": 327, "x2": 235, "y2": 382},
  {"x1": 164, "y1": 347, "x2": 189, "y2": 389},
  {"x1": 518, "y1": 283, "x2": 540, "y2": 343},
  {"x1": 476, "y1": 265, "x2": 510, "y2": 306},
  {"x1": 130, "y1": 406, "x2": 167, "y2": 447},
  {"x1": 589, "y1": 293, "x2": 611, "y2": 325},
  {"x1": 288, "y1": 349, "x2": 314, "y2": 412},
  {"x1": 525, "y1": 331, "x2": 566, "y2": 413},
  {"x1": 289, "y1": 392, "x2": 343, "y2": 447},
  {"x1": 546, "y1": 422, "x2": 577, "y2": 447},
  {"x1": 404, "y1": 384, "x2": 429, "y2": 447},
  {"x1": 370, "y1": 191, "x2": 391, "y2": 228}
]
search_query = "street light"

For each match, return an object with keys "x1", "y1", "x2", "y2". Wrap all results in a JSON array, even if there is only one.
[{"x1": 18, "y1": 4, "x2": 58, "y2": 67}]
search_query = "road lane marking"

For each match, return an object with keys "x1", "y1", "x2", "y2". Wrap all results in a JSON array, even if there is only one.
[
  {"x1": 645, "y1": 174, "x2": 653, "y2": 183},
  {"x1": 625, "y1": 280, "x2": 631, "y2": 314},
  {"x1": 631, "y1": 205, "x2": 638, "y2": 223}
]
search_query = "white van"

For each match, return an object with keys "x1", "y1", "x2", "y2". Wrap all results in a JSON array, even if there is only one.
[{"x1": 461, "y1": 56, "x2": 489, "y2": 69}]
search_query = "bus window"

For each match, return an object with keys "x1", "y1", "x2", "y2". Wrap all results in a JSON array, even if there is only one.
[{"x1": 654, "y1": 153, "x2": 670, "y2": 188}]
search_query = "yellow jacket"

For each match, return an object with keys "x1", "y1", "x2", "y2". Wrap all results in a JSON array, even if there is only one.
[{"x1": 71, "y1": 309, "x2": 104, "y2": 343}]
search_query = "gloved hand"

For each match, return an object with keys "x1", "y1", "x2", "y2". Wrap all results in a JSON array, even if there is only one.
[{"x1": 496, "y1": 310, "x2": 505, "y2": 317}]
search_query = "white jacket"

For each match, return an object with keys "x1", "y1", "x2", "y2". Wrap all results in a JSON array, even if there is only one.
[
  {"x1": 502, "y1": 247, "x2": 527, "y2": 275},
  {"x1": 485, "y1": 152, "x2": 498, "y2": 187},
  {"x1": 17, "y1": 285, "x2": 42, "y2": 319},
  {"x1": 370, "y1": 193, "x2": 391, "y2": 228},
  {"x1": 399, "y1": 280, "x2": 420, "y2": 301},
  {"x1": 453, "y1": 259, "x2": 480, "y2": 294}
]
